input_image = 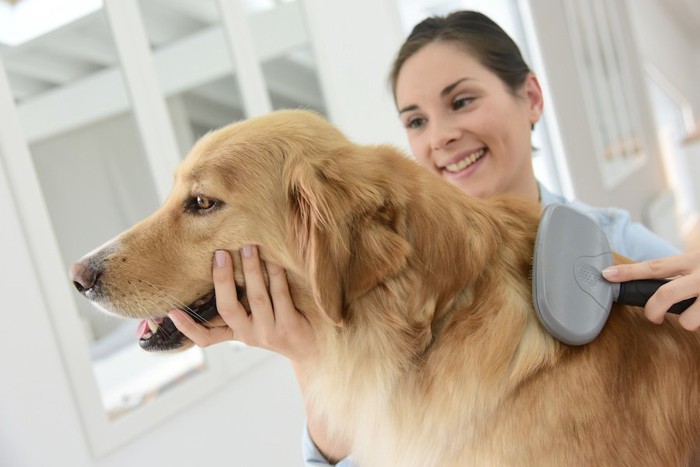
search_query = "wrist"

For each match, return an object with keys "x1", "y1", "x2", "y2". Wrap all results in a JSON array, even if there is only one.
[{"x1": 291, "y1": 353, "x2": 318, "y2": 384}]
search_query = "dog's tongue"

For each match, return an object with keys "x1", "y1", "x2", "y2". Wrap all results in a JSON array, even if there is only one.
[{"x1": 137, "y1": 318, "x2": 162, "y2": 338}]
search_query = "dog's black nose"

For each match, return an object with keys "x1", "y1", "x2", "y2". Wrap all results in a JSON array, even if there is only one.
[{"x1": 70, "y1": 260, "x2": 101, "y2": 294}]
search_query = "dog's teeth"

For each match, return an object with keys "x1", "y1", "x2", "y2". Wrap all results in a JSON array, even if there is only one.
[
  {"x1": 147, "y1": 319, "x2": 159, "y2": 333},
  {"x1": 142, "y1": 331, "x2": 153, "y2": 339}
]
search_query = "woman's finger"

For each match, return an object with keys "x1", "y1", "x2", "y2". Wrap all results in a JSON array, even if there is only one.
[
  {"x1": 603, "y1": 253, "x2": 698, "y2": 282},
  {"x1": 212, "y1": 249, "x2": 250, "y2": 334},
  {"x1": 265, "y1": 260, "x2": 298, "y2": 328},
  {"x1": 678, "y1": 304, "x2": 700, "y2": 331},
  {"x1": 169, "y1": 308, "x2": 233, "y2": 346},
  {"x1": 644, "y1": 275, "x2": 698, "y2": 324},
  {"x1": 240, "y1": 245, "x2": 275, "y2": 330}
]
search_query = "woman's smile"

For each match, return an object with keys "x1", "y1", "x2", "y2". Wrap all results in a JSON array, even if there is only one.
[{"x1": 440, "y1": 147, "x2": 488, "y2": 179}]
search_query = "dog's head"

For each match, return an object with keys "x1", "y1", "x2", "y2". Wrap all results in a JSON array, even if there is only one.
[{"x1": 70, "y1": 110, "x2": 419, "y2": 351}]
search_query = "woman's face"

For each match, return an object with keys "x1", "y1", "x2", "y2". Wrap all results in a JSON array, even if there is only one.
[{"x1": 394, "y1": 41, "x2": 543, "y2": 200}]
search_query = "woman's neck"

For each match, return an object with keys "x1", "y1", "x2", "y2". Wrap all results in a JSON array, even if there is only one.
[{"x1": 502, "y1": 175, "x2": 540, "y2": 205}]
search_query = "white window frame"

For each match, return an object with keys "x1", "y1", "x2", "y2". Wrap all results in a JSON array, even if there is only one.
[{"x1": 0, "y1": 0, "x2": 276, "y2": 457}]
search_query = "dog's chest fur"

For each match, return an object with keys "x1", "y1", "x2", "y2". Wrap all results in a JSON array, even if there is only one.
[{"x1": 307, "y1": 282, "x2": 547, "y2": 466}]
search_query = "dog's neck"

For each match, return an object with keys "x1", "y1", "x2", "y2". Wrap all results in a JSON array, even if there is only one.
[{"x1": 296, "y1": 162, "x2": 563, "y2": 450}]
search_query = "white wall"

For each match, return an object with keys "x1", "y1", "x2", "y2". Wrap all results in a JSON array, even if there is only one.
[
  {"x1": 302, "y1": 0, "x2": 406, "y2": 150},
  {"x1": 526, "y1": 0, "x2": 668, "y2": 221},
  {"x1": 0, "y1": 157, "x2": 90, "y2": 465},
  {"x1": 627, "y1": 0, "x2": 700, "y2": 113},
  {"x1": 96, "y1": 355, "x2": 307, "y2": 467},
  {"x1": 526, "y1": 0, "x2": 700, "y2": 225},
  {"x1": 626, "y1": 0, "x2": 700, "y2": 238}
]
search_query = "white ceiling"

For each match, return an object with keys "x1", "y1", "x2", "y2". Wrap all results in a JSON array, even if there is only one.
[
  {"x1": 3, "y1": 0, "x2": 697, "y2": 143},
  {"x1": 0, "y1": 0, "x2": 325, "y2": 141}
]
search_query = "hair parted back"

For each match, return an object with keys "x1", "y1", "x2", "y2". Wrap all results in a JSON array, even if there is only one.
[{"x1": 389, "y1": 10, "x2": 532, "y2": 98}]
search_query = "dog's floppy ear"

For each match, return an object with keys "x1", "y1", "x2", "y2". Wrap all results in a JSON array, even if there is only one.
[{"x1": 285, "y1": 148, "x2": 410, "y2": 326}]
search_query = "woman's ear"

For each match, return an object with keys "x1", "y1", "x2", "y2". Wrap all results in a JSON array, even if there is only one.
[{"x1": 524, "y1": 73, "x2": 544, "y2": 127}]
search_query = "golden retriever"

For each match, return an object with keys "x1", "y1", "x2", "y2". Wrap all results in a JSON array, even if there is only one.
[{"x1": 70, "y1": 109, "x2": 700, "y2": 466}]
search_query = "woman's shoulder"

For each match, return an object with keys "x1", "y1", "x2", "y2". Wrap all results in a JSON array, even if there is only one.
[{"x1": 538, "y1": 184, "x2": 679, "y2": 260}]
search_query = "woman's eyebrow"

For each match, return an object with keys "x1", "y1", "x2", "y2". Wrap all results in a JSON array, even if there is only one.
[
  {"x1": 440, "y1": 77, "x2": 473, "y2": 98},
  {"x1": 398, "y1": 104, "x2": 418, "y2": 115},
  {"x1": 398, "y1": 77, "x2": 475, "y2": 115}
]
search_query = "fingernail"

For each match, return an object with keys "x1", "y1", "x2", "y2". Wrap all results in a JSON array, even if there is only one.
[
  {"x1": 168, "y1": 310, "x2": 182, "y2": 325},
  {"x1": 215, "y1": 250, "x2": 227, "y2": 268},
  {"x1": 242, "y1": 245, "x2": 253, "y2": 258},
  {"x1": 602, "y1": 267, "x2": 618, "y2": 279}
]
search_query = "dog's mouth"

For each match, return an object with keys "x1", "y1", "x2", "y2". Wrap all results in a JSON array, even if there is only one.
[
  {"x1": 135, "y1": 283, "x2": 247, "y2": 352},
  {"x1": 137, "y1": 292, "x2": 219, "y2": 352}
]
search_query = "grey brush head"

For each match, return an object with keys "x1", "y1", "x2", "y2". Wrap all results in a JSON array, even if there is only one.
[{"x1": 532, "y1": 204, "x2": 615, "y2": 345}]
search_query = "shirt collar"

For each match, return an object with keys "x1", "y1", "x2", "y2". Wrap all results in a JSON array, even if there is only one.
[{"x1": 538, "y1": 182, "x2": 566, "y2": 207}]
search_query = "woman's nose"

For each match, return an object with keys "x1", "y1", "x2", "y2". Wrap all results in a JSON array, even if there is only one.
[{"x1": 430, "y1": 117, "x2": 461, "y2": 150}]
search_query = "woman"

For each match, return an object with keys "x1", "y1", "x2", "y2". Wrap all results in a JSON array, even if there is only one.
[{"x1": 168, "y1": 10, "x2": 700, "y2": 466}]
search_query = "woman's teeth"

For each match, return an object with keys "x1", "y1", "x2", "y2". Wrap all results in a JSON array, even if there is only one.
[{"x1": 445, "y1": 148, "x2": 485, "y2": 173}]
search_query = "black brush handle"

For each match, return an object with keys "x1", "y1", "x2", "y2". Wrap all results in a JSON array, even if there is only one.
[{"x1": 618, "y1": 279, "x2": 696, "y2": 314}]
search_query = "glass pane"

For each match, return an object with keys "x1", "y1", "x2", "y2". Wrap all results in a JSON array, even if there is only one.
[
  {"x1": 0, "y1": 4, "x2": 205, "y2": 420},
  {"x1": 135, "y1": 0, "x2": 326, "y2": 147},
  {"x1": 255, "y1": 0, "x2": 327, "y2": 114}
]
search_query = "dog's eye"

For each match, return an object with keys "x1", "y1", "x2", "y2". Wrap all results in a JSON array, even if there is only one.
[
  {"x1": 185, "y1": 195, "x2": 220, "y2": 214},
  {"x1": 196, "y1": 196, "x2": 215, "y2": 210}
]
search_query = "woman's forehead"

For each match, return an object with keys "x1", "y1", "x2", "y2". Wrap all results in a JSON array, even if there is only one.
[{"x1": 395, "y1": 43, "x2": 489, "y2": 103}]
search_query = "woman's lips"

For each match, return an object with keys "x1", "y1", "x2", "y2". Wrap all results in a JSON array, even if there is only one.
[{"x1": 441, "y1": 148, "x2": 488, "y2": 179}]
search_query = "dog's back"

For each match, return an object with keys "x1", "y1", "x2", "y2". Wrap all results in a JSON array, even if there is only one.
[
  {"x1": 323, "y1": 191, "x2": 700, "y2": 466},
  {"x1": 282, "y1": 112, "x2": 700, "y2": 466}
]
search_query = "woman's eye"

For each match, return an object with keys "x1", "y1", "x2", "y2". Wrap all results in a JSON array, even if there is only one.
[
  {"x1": 405, "y1": 117, "x2": 425, "y2": 129},
  {"x1": 453, "y1": 96, "x2": 474, "y2": 110}
]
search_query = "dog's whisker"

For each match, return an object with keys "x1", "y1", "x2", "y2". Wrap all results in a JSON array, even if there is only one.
[
  {"x1": 139, "y1": 279, "x2": 200, "y2": 313},
  {"x1": 165, "y1": 297, "x2": 215, "y2": 326},
  {"x1": 137, "y1": 279, "x2": 216, "y2": 328},
  {"x1": 141, "y1": 280, "x2": 193, "y2": 295},
  {"x1": 127, "y1": 282, "x2": 180, "y2": 338},
  {"x1": 140, "y1": 279, "x2": 200, "y2": 309},
  {"x1": 129, "y1": 282, "x2": 154, "y2": 320}
]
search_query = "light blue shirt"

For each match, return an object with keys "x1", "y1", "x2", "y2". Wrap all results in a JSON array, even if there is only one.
[
  {"x1": 538, "y1": 183, "x2": 680, "y2": 261},
  {"x1": 302, "y1": 426, "x2": 354, "y2": 467},
  {"x1": 302, "y1": 183, "x2": 680, "y2": 466}
]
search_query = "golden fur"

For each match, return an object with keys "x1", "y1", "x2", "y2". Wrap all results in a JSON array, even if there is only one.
[{"x1": 73, "y1": 110, "x2": 700, "y2": 466}]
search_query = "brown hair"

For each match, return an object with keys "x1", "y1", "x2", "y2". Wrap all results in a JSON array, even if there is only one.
[{"x1": 389, "y1": 11, "x2": 531, "y2": 98}]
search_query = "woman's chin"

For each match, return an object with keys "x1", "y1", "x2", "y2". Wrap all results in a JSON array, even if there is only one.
[
  {"x1": 443, "y1": 177, "x2": 487, "y2": 198},
  {"x1": 442, "y1": 167, "x2": 494, "y2": 198}
]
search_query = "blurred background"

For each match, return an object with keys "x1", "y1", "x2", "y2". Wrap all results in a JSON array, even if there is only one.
[{"x1": 1, "y1": 0, "x2": 698, "y2": 465}]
